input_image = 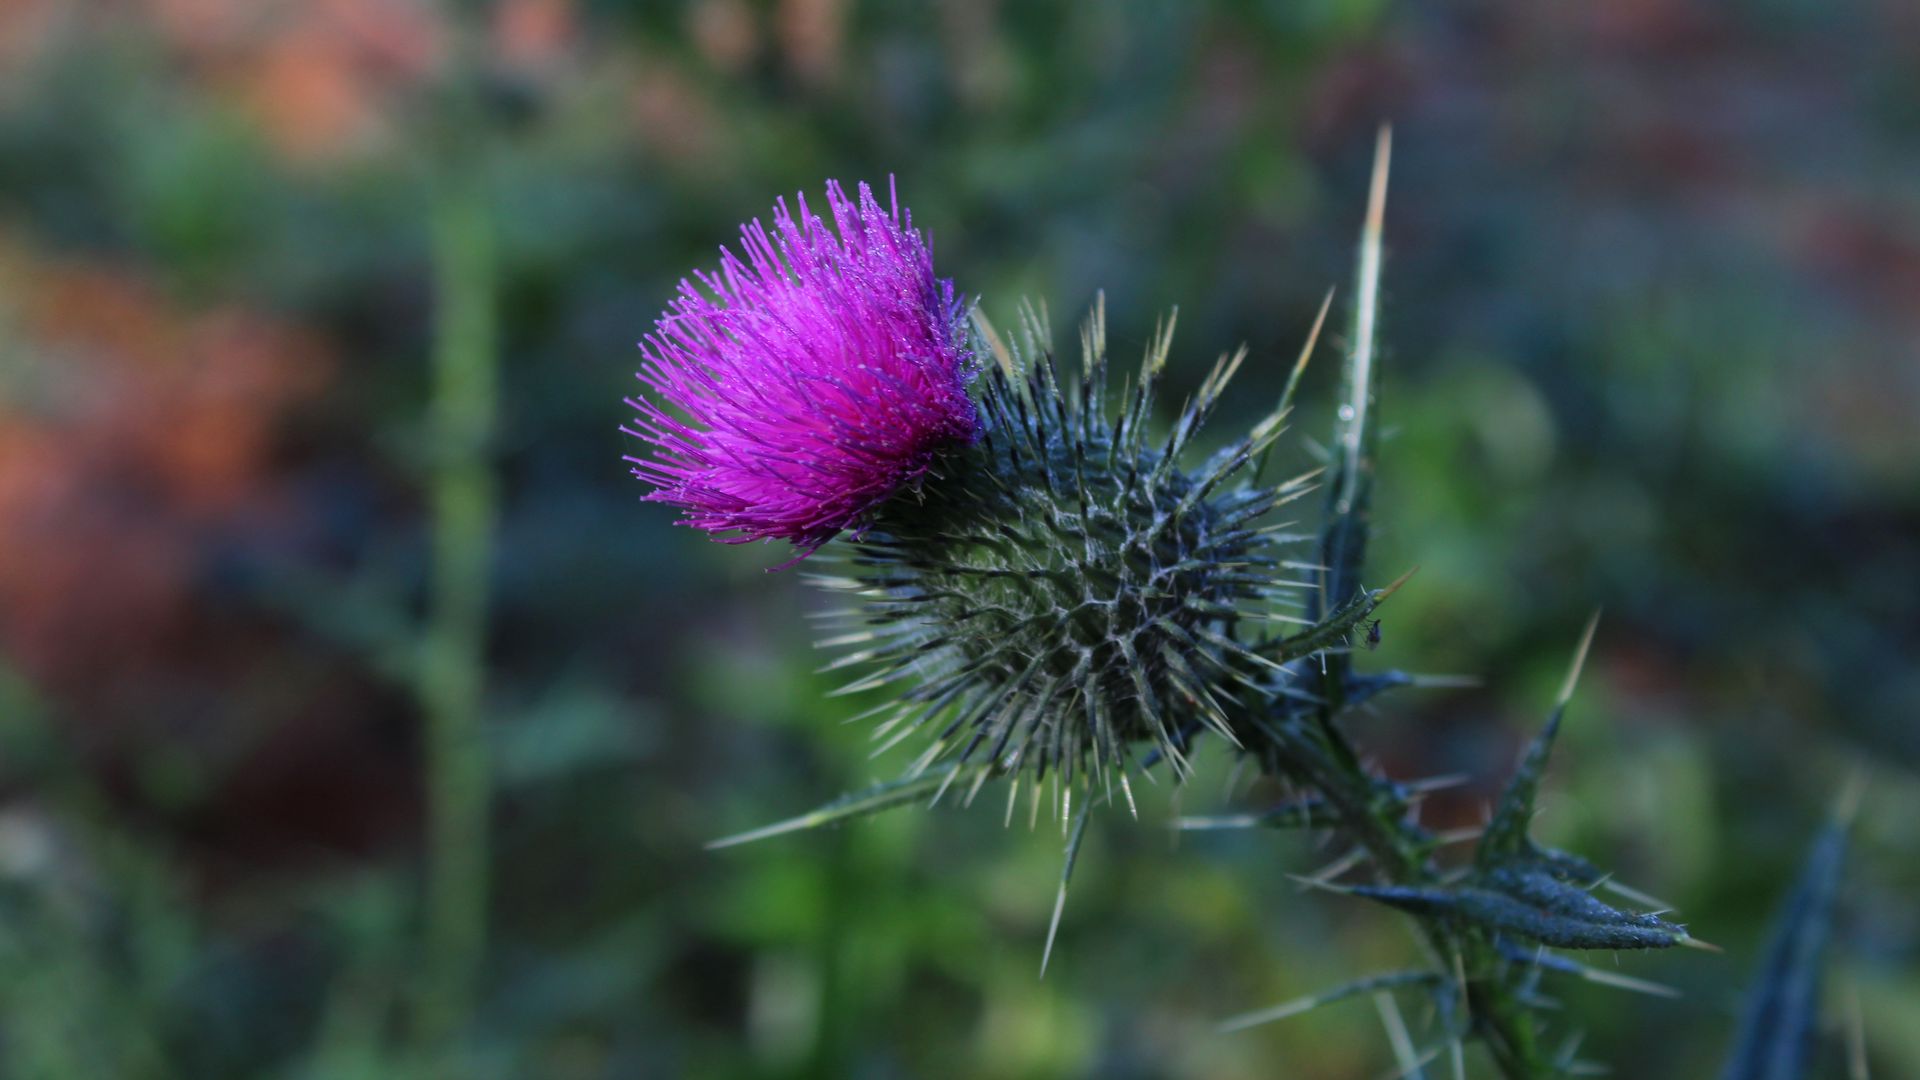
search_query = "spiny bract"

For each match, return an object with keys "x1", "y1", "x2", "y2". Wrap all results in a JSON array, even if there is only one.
[{"x1": 809, "y1": 299, "x2": 1331, "y2": 800}]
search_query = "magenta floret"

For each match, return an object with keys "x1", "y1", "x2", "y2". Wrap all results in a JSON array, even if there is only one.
[{"x1": 624, "y1": 179, "x2": 979, "y2": 560}]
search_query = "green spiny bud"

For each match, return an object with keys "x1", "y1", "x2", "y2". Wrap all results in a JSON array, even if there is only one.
[{"x1": 811, "y1": 299, "x2": 1322, "y2": 797}]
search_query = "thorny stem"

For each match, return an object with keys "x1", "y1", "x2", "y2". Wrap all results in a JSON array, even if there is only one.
[
  {"x1": 1255, "y1": 125, "x2": 1548, "y2": 1079},
  {"x1": 1255, "y1": 718, "x2": 1548, "y2": 1078}
]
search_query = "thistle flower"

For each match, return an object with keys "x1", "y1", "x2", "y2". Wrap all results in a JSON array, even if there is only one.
[{"x1": 624, "y1": 180, "x2": 979, "y2": 558}]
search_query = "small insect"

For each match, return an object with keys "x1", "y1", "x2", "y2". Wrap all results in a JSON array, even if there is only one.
[{"x1": 1361, "y1": 619, "x2": 1382, "y2": 650}]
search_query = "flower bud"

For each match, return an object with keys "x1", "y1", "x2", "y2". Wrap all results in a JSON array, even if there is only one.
[{"x1": 814, "y1": 303, "x2": 1315, "y2": 791}]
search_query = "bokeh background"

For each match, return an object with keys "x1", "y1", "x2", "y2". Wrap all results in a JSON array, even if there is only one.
[{"x1": 1, "y1": 1, "x2": 1916, "y2": 1077}]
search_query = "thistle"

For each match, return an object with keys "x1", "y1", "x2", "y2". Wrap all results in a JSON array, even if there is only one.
[
  {"x1": 627, "y1": 182, "x2": 1358, "y2": 796},
  {"x1": 648, "y1": 142, "x2": 1714, "y2": 1080},
  {"x1": 624, "y1": 179, "x2": 979, "y2": 557}
]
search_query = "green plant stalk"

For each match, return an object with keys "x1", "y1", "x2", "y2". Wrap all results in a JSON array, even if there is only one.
[
  {"x1": 1261, "y1": 720, "x2": 1546, "y2": 1076},
  {"x1": 417, "y1": 160, "x2": 498, "y2": 1046}
]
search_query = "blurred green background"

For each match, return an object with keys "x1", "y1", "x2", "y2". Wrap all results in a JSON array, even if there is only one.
[{"x1": 0, "y1": 1, "x2": 1916, "y2": 1077}]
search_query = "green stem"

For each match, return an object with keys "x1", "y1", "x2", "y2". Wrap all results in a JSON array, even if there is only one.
[
  {"x1": 1259, "y1": 720, "x2": 1547, "y2": 1078},
  {"x1": 417, "y1": 154, "x2": 497, "y2": 1048}
]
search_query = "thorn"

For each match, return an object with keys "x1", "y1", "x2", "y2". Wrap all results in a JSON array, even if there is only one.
[
  {"x1": 1366, "y1": 124, "x2": 1393, "y2": 239},
  {"x1": 1297, "y1": 846, "x2": 1368, "y2": 889},
  {"x1": 1383, "y1": 1046, "x2": 1443, "y2": 1080},
  {"x1": 1376, "y1": 565, "x2": 1420, "y2": 602},
  {"x1": 905, "y1": 735, "x2": 948, "y2": 776},
  {"x1": 972, "y1": 307, "x2": 1016, "y2": 377},
  {"x1": 1331, "y1": 124, "x2": 1390, "y2": 518},
  {"x1": 1039, "y1": 881, "x2": 1069, "y2": 979},
  {"x1": 1219, "y1": 995, "x2": 1325, "y2": 1033},
  {"x1": 705, "y1": 818, "x2": 814, "y2": 850},
  {"x1": 1554, "y1": 1029, "x2": 1588, "y2": 1069},
  {"x1": 1219, "y1": 971, "x2": 1438, "y2": 1034},
  {"x1": 962, "y1": 763, "x2": 995, "y2": 808},
  {"x1": 1404, "y1": 773, "x2": 1474, "y2": 794},
  {"x1": 928, "y1": 764, "x2": 966, "y2": 808},
  {"x1": 1373, "y1": 991, "x2": 1422, "y2": 1079},
  {"x1": 1173, "y1": 815, "x2": 1265, "y2": 831},
  {"x1": 1224, "y1": 757, "x2": 1249, "y2": 801},
  {"x1": 1576, "y1": 966, "x2": 1681, "y2": 999},
  {"x1": 1298, "y1": 287, "x2": 1335, "y2": 383},
  {"x1": 1677, "y1": 935, "x2": 1723, "y2": 954},
  {"x1": 1285, "y1": 871, "x2": 1357, "y2": 895},
  {"x1": 1040, "y1": 803, "x2": 1092, "y2": 979},
  {"x1": 1407, "y1": 673, "x2": 1484, "y2": 690},
  {"x1": 1254, "y1": 287, "x2": 1337, "y2": 483},
  {"x1": 1557, "y1": 610, "x2": 1602, "y2": 707},
  {"x1": 1595, "y1": 876, "x2": 1676, "y2": 914}
]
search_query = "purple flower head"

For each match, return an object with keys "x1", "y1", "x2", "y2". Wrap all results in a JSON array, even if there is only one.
[{"x1": 624, "y1": 179, "x2": 979, "y2": 561}]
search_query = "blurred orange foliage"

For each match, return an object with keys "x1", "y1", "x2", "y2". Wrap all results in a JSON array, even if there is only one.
[
  {"x1": 0, "y1": 240, "x2": 332, "y2": 687},
  {"x1": 6, "y1": 0, "x2": 579, "y2": 164}
]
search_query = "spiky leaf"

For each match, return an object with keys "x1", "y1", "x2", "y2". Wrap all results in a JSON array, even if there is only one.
[
  {"x1": 1351, "y1": 881, "x2": 1689, "y2": 952},
  {"x1": 1312, "y1": 127, "x2": 1391, "y2": 714},
  {"x1": 1720, "y1": 782, "x2": 1859, "y2": 1080}
]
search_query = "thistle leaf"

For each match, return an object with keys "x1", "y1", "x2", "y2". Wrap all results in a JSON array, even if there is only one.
[
  {"x1": 1379, "y1": 614, "x2": 1694, "y2": 950},
  {"x1": 1719, "y1": 777, "x2": 1862, "y2": 1080},
  {"x1": 1313, "y1": 125, "x2": 1391, "y2": 695},
  {"x1": 1350, "y1": 882, "x2": 1689, "y2": 951},
  {"x1": 1477, "y1": 612, "x2": 1599, "y2": 870},
  {"x1": 1264, "y1": 565, "x2": 1418, "y2": 662},
  {"x1": 1175, "y1": 794, "x2": 1333, "y2": 832}
]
